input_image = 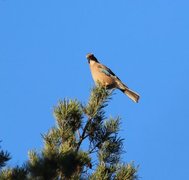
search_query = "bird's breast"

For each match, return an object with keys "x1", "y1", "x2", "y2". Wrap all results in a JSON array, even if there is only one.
[{"x1": 90, "y1": 64, "x2": 116, "y2": 88}]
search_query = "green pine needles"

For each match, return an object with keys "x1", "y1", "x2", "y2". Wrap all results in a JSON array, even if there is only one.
[
  {"x1": 0, "y1": 143, "x2": 11, "y2": 170},
  {"x1": 0, "y1": 86, "x2": 138, "y2": 180}
]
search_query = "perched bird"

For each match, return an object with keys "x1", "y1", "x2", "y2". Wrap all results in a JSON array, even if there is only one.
[{"x1": 86, "y1": 53, "x2": 140, "y2": 103}]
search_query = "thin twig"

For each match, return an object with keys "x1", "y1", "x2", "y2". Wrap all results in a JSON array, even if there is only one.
[
  {"x1": 88, "y1": 141, "x2": 101, "y2": 154},
  {"x1": 76, "y1": 117, "x2": 92, "y2": 152}
]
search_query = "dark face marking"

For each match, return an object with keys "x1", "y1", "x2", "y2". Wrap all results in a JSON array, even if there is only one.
[{"x1": 86, "y1": 53, "x2": 99, "y2": 63}]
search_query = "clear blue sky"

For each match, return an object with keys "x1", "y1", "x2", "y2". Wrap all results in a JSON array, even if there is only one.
[{"x1": 0, "y1": 0, "x2": 189, "y2": 179}]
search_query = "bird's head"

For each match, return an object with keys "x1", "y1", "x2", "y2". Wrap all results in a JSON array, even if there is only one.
[{"x1": 86, "y1": 53, "x2": 99, "y2": 63}]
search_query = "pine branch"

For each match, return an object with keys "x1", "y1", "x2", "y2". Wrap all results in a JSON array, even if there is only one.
[
  {"x1": 76, "y1": 86, "x2": 112, "y2": 152},
  {"x1": 0, "y1": 142, "x2": 11, "y2": 170}
]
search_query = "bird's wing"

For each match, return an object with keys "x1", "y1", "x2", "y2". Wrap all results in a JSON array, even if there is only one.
[
  {"x1": 98, "y1": 64, "x2": 114, "y2": 76},
  {"x1": 98, "y1": 64, "x2": 120, "y2": 80},
  {"x1": 97, "y1": 64, "x2": 128, "y2": 89}
]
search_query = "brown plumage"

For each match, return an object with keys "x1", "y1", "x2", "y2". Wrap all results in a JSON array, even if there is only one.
[{"x1": 86, "y1": 53, "x2": 140, "y2": 103}]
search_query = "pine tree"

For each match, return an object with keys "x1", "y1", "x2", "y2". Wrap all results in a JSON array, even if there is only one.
[{"x1": 0, "y1": 86, "x2": 138, "y2": 180}]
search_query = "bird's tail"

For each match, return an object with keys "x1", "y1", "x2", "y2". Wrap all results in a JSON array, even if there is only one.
[
  {"x1": 115, "y1": 79, "x2": 140, "y2": 103},
  {"x1": 120, "y1": 87, "x2": 140, "y2": 103}
]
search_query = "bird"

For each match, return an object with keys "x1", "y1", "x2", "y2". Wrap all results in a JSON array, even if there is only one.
[{"x1": 86, "y1": 53, "x2": 140, "y2": 103}]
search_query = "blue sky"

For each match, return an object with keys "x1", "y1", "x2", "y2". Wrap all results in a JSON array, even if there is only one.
[{"x1": 0, "y1": 0, "x2": 189, "y2": 179}]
